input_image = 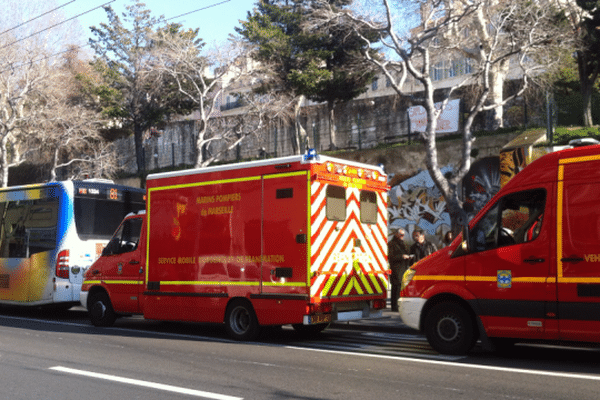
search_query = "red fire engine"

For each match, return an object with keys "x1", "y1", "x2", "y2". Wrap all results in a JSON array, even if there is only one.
[
  {"x1": 81, "y1": 153, "x2": 389, "y2": 340},
  {"x1": 399, "y1": 144, "x2": 600, "y2": 354}
]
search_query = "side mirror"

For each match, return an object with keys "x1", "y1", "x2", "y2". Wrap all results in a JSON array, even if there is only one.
[{"x1": 461, "y1": 225, "x2": 470, "y2": 253}]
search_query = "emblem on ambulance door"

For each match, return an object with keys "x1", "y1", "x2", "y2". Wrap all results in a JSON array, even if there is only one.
[
  {"x1": 117, "y1": 263, "x2": 123, "y2": 275},
  {"x1": 497, "y1": 270, "x2": 512, "y2": 288}
]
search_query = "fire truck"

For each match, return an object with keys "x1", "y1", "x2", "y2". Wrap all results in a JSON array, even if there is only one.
[
  {"x1": 81, "y1": 152, "x2": 389, "y2": 340},
  {"x1": 399, "y1": 144, "x2": 600, "y2": 354}
]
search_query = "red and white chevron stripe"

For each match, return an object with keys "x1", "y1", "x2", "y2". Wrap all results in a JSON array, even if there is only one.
[{"x1": 309, "y1": 182, "x2": 388, "y2": 300}]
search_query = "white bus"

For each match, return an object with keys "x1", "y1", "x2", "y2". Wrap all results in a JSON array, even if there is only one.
[{"x1": 0, "y1": 180, "x2": 145, "y2": 307}]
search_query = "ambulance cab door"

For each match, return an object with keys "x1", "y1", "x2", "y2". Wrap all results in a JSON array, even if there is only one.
[
  {"x1": 558, "y1": 159, "x2": 600, "y2": 342},
  {"x1": 261, "y1": 172, "x2": 309, "y2": 296},
  {"x1": 101, "y1": 216, "x2": 144, "y2": 313},
  {"x1": 466, "y1": 186, "x2": 557, "y2": 340}
]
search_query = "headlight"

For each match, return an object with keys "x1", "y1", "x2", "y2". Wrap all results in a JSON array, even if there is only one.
[{"x1": 401, "y1": 268, "x2": 416, "y2": 291}]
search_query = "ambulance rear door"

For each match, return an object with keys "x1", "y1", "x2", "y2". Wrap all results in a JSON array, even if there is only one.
[{"x1": 261, "y1": 171, "x2": 309, "y2": 296}]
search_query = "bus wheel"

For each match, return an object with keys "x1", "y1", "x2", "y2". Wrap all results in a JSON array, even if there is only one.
[
  {"x1": 89, "y1": 292, "x2": 117, "y2": 327},
  {"x1": 424, "y1": 302, "x2": 476, "y2": 355},
  {"x1": 225, "y1": 300, "x2": 259, "y2": 341},
  {"x1": 292, "y1": 323, "x2": 329, "y2": 336}
]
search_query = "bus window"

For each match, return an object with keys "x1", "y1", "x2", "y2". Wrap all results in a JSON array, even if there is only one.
[
  {"x1": 74, "y1": 191, "x2": 145, "y2": 240},
  {"x1": 0, "y1": 198, "x2": 58, "y2": 258},
  {"x1": 360, "y1": 191, "x2": 378, "y2": 224},
  {"x1": 326, "y1": 185, "x2": 346, "y2": 221}
]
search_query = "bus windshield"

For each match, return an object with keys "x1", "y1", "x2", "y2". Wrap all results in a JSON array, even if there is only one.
[{"x1": 74, "y1": 183, "x2": 145, "y2": 240}]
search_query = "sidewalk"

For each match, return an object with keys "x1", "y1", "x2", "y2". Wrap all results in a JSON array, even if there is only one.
[{"x1": 330, "y1": 307, "x2": 416, "y2": 334}]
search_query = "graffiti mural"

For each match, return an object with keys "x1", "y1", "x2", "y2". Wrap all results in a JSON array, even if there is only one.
[
  {"x1": 388, "y1": 158, "x2": 505, "y2": 247},
  {"x1": 461, "y1": 157, "x2": 501, "y2": 220},
  {"x1": 388, "y1": 166, "x2": 453, "y2": 246}
]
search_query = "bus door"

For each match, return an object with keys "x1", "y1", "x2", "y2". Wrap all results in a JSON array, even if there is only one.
[
  {"x1": 466, "y1": 187, "x2": 557, "y2": 339},
  {"x1": 261, "y1": 173, "x2": 309, "y2": 296},
  {"x1": 99, "y1": 217, "x2": 145, "y2": 313},
  {"x1": 558, "y1": 158, "x2": 600, "y2": 342}
]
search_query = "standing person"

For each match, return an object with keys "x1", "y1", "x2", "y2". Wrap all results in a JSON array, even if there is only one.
[
  {"x1": 388, "y1": 228, "x2": 411, "y2": 311},
  {"x1": 442, "y1": 231, "x2": 453, "y2": 247},
  {"x1": 410, "y1": 229, "x2": 437, "y2": 263}
]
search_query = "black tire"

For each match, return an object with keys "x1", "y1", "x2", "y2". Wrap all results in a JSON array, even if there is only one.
[
  {"x1": 88, "y1": 291, "x2": 117, "y2": 327},
  {"x1": 424, "y1": 302, "x2": 476, "y2": 355},
  {"x1": 291, "y1": 323, "x2": 329, "y2": 336},
  {"x1": 224, "y1": 300, "x2": 259, "y2": 341}
]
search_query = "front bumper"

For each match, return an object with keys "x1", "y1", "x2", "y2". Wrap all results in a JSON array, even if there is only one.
[{"x1": 397, "y1": 297, "x2": 427, "y2": 331}]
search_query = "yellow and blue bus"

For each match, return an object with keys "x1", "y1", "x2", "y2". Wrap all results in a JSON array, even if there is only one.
[{"x1": 0, "y1": 180, "x2": 145, "y2": 307}]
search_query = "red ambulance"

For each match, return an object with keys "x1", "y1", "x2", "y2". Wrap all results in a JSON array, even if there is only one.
[
  {"x1": 398, "y1": 144, "x2": 600, "y2": 354},
  {"x1": 80, "y1": 153, "x2": 389, "y2": 340}
]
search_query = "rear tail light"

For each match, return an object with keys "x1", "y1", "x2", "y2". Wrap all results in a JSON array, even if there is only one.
[
  {"x1": 306, "y1": 302, "x2": 333, "y2": 315},
  {"x1": 372, "y1": 299, "x2": 386, "y2": 310},
  {"x1": 56, "y1": 250, "x2": 70, "y2": 279}
]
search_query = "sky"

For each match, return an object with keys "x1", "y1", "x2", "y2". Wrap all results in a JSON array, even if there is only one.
[{"x1": 61, "y1": 0, "x2": 257, "y2": 47}]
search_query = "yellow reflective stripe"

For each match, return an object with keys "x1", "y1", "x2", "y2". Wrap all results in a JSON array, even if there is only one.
[
  {"x1": 321, "y1": 275, "x2": 337, "y2": 297},
  {"x1": 263, "y1": 282, "x2": 307, "y2": 287},
  {"x1": 557, "y1": 166, "x2": 565, "y2": 279},
  {"x1": 415, "y1": 275, "x2": 554, "y2": 283},
  {"x1": 83, "y1": 280, "x2": 101, "y2": 285},
  {"x1": 331, "y1": 274, "x2": 347, "y2": 296},
  {"x1": 413, "y1": 275, "x2": 464, "y2": 281},
  {"x1": 558, "y1": 277, "x2": 600, "y2": 283},
  {"x1": 160, "y1": 281, "x2": 259, "y2": 286},
  {"x1": 149, "y1": 176, "x2": 261, "y2": 193},
  {"x1": 161, "y1": 281, "x2": 306, "y2": 287},
  {"x1": 368, "y1": 274, "x2": 383, "y2": 293},
  {"x1": 559, "y1": 154, "x2": 600, "y2": 165},
  {"x1": 344, "y1": 277, "x2": 364, "y2": 295},
  {"x1": 263, "y1": 171, "x2": 308, "y2": 179},
  {"x1": 104, "y1": 280, "x2": 143, "y2": 285}
]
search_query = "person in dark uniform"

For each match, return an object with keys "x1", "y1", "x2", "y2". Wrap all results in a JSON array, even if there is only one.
[
  {"x1": 410, "y1": 229, "x2": 437, "y2": 262},
  {"x1": 388, "y1": 228, "x2": 412, "y2": 311}
]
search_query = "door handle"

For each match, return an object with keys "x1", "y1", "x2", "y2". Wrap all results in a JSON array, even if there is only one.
[
  {"x1": 129, "y1": 260, "x2": 140, "y2": 265},
  {"x1": 523, "y1": 257, "x2": 545, "y2": 264},
  {"x1": 561, "y1": 256, "x2": 584, "y2": 263}
]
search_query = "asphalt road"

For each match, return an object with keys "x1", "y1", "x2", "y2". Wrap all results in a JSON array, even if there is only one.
[{"x1": 1, "y1": 306, "x2": 600, "y2": 399}]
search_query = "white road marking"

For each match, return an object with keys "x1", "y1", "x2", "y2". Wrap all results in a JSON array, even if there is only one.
[
  {"x1": 4, "y1": 315, "x2": 600, "y2": 383},
  {"x1": 285, "y1": 346, "x2": 600, "y2": 382},
  {"x1": 50, "y1": 366, "x2": 243, "y2": 400}
]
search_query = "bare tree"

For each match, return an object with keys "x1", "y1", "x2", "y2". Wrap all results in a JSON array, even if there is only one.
[
  {"x1": 0, "y1": 10, "x2": 57, "y2": 186},
  {"x1": 151, "y1": 28, "x2": 289, "y2": 167},
  {"x1": 312, "y1": 0, "x2": 572, "y2": 230}
]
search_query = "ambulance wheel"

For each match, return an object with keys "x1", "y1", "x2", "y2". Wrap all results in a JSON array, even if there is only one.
[
  {"x1": 225, "y1": 300, "x2": 259, "y2": 341},
  {"x1": 88, "y1": 291, "x2": 117, "y2": 327},
  {"x1": 424, "y1": 302, "x2": 476, "y2": 355}
]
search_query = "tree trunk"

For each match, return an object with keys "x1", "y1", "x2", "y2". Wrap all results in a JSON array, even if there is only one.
[
  {"x1": 133, "y1": 122, "x2": 145, "y2": 173},
  {"x1": 578, "y1": 52, "x2": 596, "y2": 127},
  {"x1": 0, "y1": 136, "x2": 8, "y2": 188},
  {"x1": 487, "y1": 60, "x2": 509, "y2": 131},
  {"x1": 327, "y1": 101, "x2": 337, "y2": 150},
  {"x1": 292, "y1": 96, "x2": 307, "y2": 155},
  {"x1": 194, "y1": 119, "x2": 208, "y2": 169}
]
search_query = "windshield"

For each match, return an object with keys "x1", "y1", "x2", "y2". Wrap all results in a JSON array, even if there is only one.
[{"x1": 74, "y1": 184, "x2": 145, "y2": 240}]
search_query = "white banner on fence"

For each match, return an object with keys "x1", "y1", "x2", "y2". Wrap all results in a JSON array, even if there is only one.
[{"x1": 408, "y1": 99, "x2": 460, "y2": 134}]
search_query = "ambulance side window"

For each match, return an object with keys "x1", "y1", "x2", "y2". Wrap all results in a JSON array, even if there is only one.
[
  {"x1": 326, "y1": 185, "x2": 346, "y2": 221},
  {"x1": 360, "y1": 191, "x2": 377, "y2": 224},
  {"x1": 469, "y1": 189, "x2": 546, "y2": 253}
]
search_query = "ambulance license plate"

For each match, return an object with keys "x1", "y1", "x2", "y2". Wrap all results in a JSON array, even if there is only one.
[{"x1": 309, "y1": 314, "x2": 332, "y2": 325}]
